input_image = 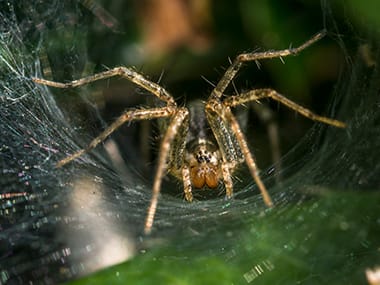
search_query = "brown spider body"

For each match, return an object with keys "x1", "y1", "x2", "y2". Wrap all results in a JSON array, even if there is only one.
[
  {"x1": 168, "y1": 99, "x2": 242, "y2": 198},
  {"x1": 32, "y1": 30, "x2": 346, "y2": 234}
]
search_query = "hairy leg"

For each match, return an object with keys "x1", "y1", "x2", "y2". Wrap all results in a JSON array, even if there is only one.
[
  {"x1": 56, "y1": 107, "x2": 176, "y2": 167},
  {"x1": 223, "y1": 88, "x2": 346, "y2": 128},
  {"x1": 144, "y1": 108, "x2": 189, "y2": 234},
  {"x1": 210, "y1": 31, "x2": 326, "y2": 100}
]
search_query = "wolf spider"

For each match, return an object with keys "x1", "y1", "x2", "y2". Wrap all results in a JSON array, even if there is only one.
[{"x1": 33, "y1": 30, "x2": 346, "y2": 234}]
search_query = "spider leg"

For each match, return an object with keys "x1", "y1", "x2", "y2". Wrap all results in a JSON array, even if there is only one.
[
  {"x1": 226, "y1": 109, "x2": 273, "y2": 206},
  {"x1": 223, "y1": 88, "x2": 346, "y2": 128},
  {"x1": 181, "y1": 165, "x2": 193, "y2": 202},
  {"x1": 210, "y1": 31, "x2": 326, "y2": 100},
  {"x1": 33, "y1": 66, "x2": 182, "y2": 167},
  {"x1": 212, "y1": 88, "x2": 346, "y2": 205},
  {"x1": 33, "y1": 66, "x2": 176, "y2": 106},
  {"x1": 144, "y1": 108, "x2": 189, "y2": 234},
  {"x1": 221, "y1": 162, "x2": 234, "y2": 198},
  {"x1": 204, "y1": 102, "x2": 243, "y2": 200},
  {"x1": 205, "y1": 100, "x2": 273, "y2": 206},
  {"x1": 56, "y1": 107, "x2": 176, "y2": 167},
  {"x1": 165, "y1": 108, "x2": 192, "y2": 202}
]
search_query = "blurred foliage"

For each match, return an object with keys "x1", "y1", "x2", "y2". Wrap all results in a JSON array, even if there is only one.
[
  {"x1": 343, "y1": 0, "x2": 380, "y2": 34},
  {"x1": 71, "y1": 192, "x2": 380, "y2": 285}
]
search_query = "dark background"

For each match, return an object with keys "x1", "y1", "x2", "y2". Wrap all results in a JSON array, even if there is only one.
[{"x1": 1, "y1": 1, "x2": 379, "y2": 284}]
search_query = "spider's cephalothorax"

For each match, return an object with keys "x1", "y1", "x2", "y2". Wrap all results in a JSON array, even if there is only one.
[{"x1": 32, "y1": 30, "x2": 346, "y2": 234}]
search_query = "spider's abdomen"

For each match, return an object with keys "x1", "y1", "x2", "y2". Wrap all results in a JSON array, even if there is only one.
[{"x1": 187, "y1": 99, "x2": 214, "y2": 142}]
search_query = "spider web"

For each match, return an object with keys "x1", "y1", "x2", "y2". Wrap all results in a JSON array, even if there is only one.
[{"x1": 1, "y1": 1, "x2": 379, "y2": 284}]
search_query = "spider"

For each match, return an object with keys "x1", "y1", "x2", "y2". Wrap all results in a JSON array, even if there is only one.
[{"x1": 32, "y1": 30, "x2": 346, "y2": 234}]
